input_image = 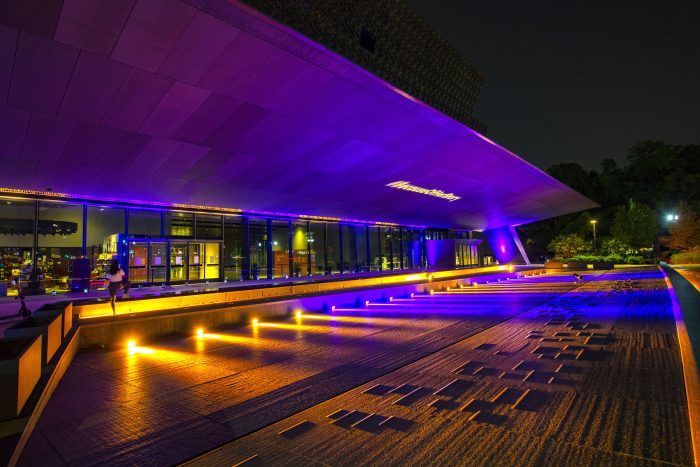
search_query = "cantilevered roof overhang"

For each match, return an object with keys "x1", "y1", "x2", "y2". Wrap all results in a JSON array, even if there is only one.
[{"x1": 0, "y1": 0, "x2": 597, "y2": 230}]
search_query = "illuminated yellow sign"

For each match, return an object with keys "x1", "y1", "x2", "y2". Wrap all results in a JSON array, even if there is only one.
[{"x1": 386, "y1": 181, "x2": 461, "y2": 202}]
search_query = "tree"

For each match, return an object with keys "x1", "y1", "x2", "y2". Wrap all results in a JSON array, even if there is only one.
[
  {"x1": 547, "y1": 163, "x2": 601, "y2": 203},
  {"x1": 610, "y1": 200, "x2": 658, "y2": 249},
  {"x1": 561, "y1": 211, "x2": 594, "y2": 237},
  {"x1": 665, "y1": 202, "x2": 700, "y2": 251},
  {"x1": 601, "y1": 238, "x2": 633, "y2": 256},
  {"x1": 547, "y1": 234, "x2": 591, "y2": 259}
]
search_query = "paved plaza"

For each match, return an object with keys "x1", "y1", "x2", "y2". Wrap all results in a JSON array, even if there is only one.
[{"x1": 18, "y1": 268, "x2": 694, "y2": 466}]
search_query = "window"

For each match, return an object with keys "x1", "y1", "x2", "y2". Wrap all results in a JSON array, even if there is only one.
[
  {"x1": 341, "y1": 225, "x2": 357, "y2": 273},
  {"x1": 0, "y1": 199, "x2": 35, "y2": 296},
  {"x1": 224, "y1": 216, "x2": 245, "y2": 280},
  {"x1": 390, "y1": 228, "x2": 402, "y2": 270},
  {"x1": 196, "y1": 213, "x2": 222, "y2": 239},
  {"x1": 165, "y1": 211, "x2": 193, "y2": 237},
  {"x1": 356, "y1": 226, "x2": 369, "y2": 272},
  {"x1": 271, "y1": 220, "x2": 290, "y2": 278},
  {"x1": 249, "y1": 219, "x2": 268, "y2": 279},
  {"x1": 128, "y1": 209, "x2": 161, "y2": 238},
  {"x1": 326, "y1": 223, "x2": 341, "y2": 274},
  {"x1": 291, "y1": 221, "x2": 309, "y2": 276},
  {"x1": 37, "y1": 202, "x2": 83, "y2": 294},
  {"x1": 308, "y1": 222, "x2": 325, "y2": 275},
  {"x1": 381, "y1": 227, "x2": 392, "y2": 270},
  {"x1": 86, "y1": 206, "x2": 125, "y2": 287},
  {"x1": 369, "y1": 226, "x2": 382, "y2": 271}
]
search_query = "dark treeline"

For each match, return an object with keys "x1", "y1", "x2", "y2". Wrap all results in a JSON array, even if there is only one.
[{"x1": 517, "y1": 141, "x2": 699, "y2": 261}]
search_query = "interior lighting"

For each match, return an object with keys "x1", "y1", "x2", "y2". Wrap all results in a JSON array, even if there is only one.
[
  {"x1": 389, "y1": 296, "x2": 393, "y2": 301},
  {"x1": 430, "y1": 290, "x2": 434, "y2": 295},
  {"x1": 410, "y1": 293, "x2": 414, "y2": 298},
  {"x1": 365, "y1": 300, "x2": 370, "y2": 306},
  {"x1": 252, "y1": 318, "x2": 259, "y2": 326},
  {"x1": 331, "y1": 305, "x2": 336, "y2": 312},
  {"x1": 197, "y1": 328, "x2": 204, "y2": 340},
  {"x1": 295, "y1": 310, "x2": 302, "y2": 319}
]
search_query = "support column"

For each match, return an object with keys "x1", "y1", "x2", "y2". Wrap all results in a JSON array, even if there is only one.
[{"x1": 509, "y1": 226, "x2": 530, "y2": 265}]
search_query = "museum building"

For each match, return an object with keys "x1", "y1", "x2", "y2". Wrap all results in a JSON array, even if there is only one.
[{"x1": 0, "y1": 0, "x2": 596, "y2": 295}]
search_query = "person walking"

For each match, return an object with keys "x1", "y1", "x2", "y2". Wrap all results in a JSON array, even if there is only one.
[
  {"x1": 10, "y1": 275, "x2": 31, "y2": 318},
  {"x1": 107, "y1": 259, "x2": 129, "y2": 316}
]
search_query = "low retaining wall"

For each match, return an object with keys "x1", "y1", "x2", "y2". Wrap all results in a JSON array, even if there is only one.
[
  {"x1": 79, "y1": 269, "x2": 545, "y2": 348},
  {"x1": 75, "y1": 266, "x2": 508, "y2": 320}
]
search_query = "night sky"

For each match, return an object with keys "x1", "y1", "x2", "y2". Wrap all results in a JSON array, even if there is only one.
[{"x1": 406, "y1": 0, "x2": 700, "y2": 170}]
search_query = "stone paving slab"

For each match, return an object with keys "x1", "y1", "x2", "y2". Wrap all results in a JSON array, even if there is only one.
[
  {"x1": 18, "y1": 274, "x2": 576, "y2": 466},
  {"x1": 186, "y1": 268, "x2": 693, "y2": 466}
]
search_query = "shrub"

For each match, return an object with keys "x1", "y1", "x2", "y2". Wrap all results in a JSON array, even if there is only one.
[
  {"x1": 547, "y1": 234, "x2": 591, "y2": 259},
  {"x1": 601, "y1": 238, "x2": 634, "y2": 256},
  {"x1": 568, "y1": 255, "x2": 604, "y2": 263},
  {"x1": 670, "y1": 246, "x2": 700, "y2": 264},
  {"x1": 625, "y1": 255, "x2": 644, "y2": 264},
  {"x1": 603, "y1": 254, "x2": 624, "y2": 264}
]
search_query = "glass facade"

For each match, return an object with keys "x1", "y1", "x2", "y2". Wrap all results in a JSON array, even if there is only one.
[
  {"x1": 291, "y1": 221, "x2": 308, "y2": 276},
  {"x1": 249, "y1": 218, "x2": 268, "y2": 279},
  {"x1": 381, "y1": 227, "x2": 392, "y2": 271},
  {"x1": 165, "y1": 211, "x2": 193, "y2": 238},
  {"x1": 37, "y1": 202, "x2": 83, "y2": 294},
  {"x1": 356, "y1": 225, "x2": 369, "y2": 272},
  {"x1": 341, "y1": 225, "x2": 356, "y2": 273},
  {"x1": 223, "y1": 216, "x2": 245, "y2": 281},
  {"x1": 87, "y1": 206, "x2": 125, "y2": 289},
  {"x1": 271, "y1": 220, "x2": 290, "y2": 278},
  {"x1": 0, "y1": 200, "x2": 36, "y2": 296},
  {"x1": 390, "y1": 228, "x2": 402, "y2": 270},
  {"x1": 308, "y1": 222, "x2": 324, "y2": 275},
  {"x1": 369, "y1": 226, "x2": 382, "y2": 271},
  {"x1": 0, "y1": 195, "x2": 473, "y2": 296},
  {"x1": 326, "y1": 223, "x2": 341, "y2": 274},
  {"x1": 128, "y1": 209, "x2": 161, "y2": 237}
]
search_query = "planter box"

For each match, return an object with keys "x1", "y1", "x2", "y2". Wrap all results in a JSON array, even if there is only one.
[
  {"x1": 0, "y1": 336, "x2": 42, "y2": 420},
  {"x1": 5, "y1": 312, "x2": 62, "y2": 365},
  {"x1": 565, "y1": 261, "x2": 588, "y2": 270},
  {"x1": 592, "y1": 261, "x2": 614, "y2": 270},
  {"x1": 34, "y1": 302, "x2": 73, "y2": 338},
  {"x1": 544, "y1": 261, "x2": 564, "y2": 269}
]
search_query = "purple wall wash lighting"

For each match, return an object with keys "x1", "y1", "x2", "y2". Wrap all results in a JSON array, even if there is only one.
[
  {"x1": 483, "y1": 226, "x2": 521, "y2": 264},
  {"x1": 0, "y1": 0, "x2": 597, "y2": 230},
  {"x1": 0, "y1": 188, "x2": 416, "y2": 228}
]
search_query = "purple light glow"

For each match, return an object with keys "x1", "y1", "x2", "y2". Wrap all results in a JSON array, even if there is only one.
[
  {"x1": 0, "y1": 0, "x2": 597, "y2": 231},
  {"x1": 483, "y1": 226, "x2": 519, "y2": 263}
]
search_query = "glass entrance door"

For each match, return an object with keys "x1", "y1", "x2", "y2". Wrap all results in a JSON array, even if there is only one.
[
  {"x1": 128, "y1": 241, "x2": 148, "y2": 284},
  {"x1": 204, "y1": 242, "x2": 220, "y2": 280},
  {"x1": 169, "y1": 242, "x2": 187, "y2": 282},
  {"x1": 188, "y1": 242, "x2": 204, "y2": 281},
  {"x1": 150, "y1": 242, "x2": 167, "y2": 284}
]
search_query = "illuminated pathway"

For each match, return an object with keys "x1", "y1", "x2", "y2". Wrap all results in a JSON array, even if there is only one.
[
  {"x1": 187, "y1": 267, "x2": 693, "y2": 466},
  {"x1": 19, "y1": 269, "x2": 693, "y2": 466}
]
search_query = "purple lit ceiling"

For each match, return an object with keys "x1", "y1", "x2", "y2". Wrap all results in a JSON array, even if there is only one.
[{"x1": 0, "y1": 0, "x2": 597, "y2": 230}]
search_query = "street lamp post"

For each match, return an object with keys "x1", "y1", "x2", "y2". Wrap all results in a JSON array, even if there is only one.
[{"x1": 590, "y1": 220, "x2": 597, "y2": 252}]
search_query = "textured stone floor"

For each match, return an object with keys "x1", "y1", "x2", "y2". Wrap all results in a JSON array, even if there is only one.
[
  {"x1": 19, "y1": 268, "x2": 693, "y2": 466},
  {"x1": 188, "y1": 267, "x2": 693, "y2": 467}
]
